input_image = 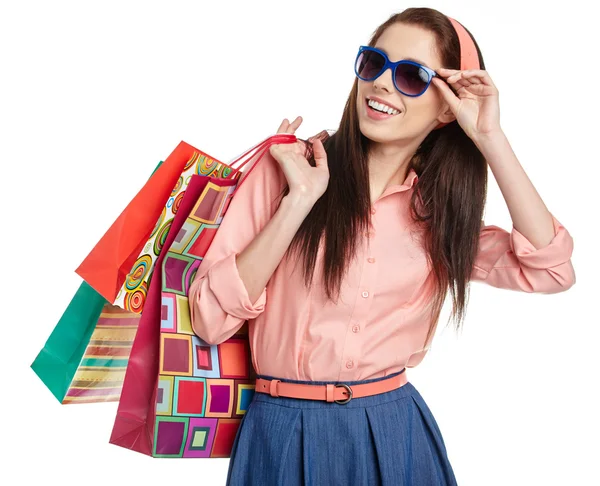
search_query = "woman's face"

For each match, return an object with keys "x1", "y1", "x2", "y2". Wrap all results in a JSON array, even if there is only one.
[{"x1": 356, "y1": 22, "x2": 454, "y2": 144}]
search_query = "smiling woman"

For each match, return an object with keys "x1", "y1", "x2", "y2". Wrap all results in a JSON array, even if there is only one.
[{"x1": 186, "y1": 6, "x2": 576, "y2": 485}]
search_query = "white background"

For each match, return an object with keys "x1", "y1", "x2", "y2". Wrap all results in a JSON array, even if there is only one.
[{"x1": 1, "y1": 0, "x2": 598, "y2": 484}]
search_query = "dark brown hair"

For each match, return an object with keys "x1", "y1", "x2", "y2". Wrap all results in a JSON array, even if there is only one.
[{"x1": 279, "y1": 7, "x2": 488, "y2": 349}]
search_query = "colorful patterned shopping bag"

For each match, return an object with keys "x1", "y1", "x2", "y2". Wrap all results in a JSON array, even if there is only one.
[
  {"x1": 111, "y1": 148, "x2": 241, "y2": 313},
  {"x1": 109, "y1": 133, "x2": 297, "y2": 458}
]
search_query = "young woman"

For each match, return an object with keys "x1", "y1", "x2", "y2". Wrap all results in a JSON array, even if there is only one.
[{"x1": 188, "y1": 7, "x2": 575, "y2": 485}]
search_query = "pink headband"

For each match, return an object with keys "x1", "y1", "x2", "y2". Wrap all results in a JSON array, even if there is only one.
[{"x1": 435, "y1": 17, "x2": 480, "y2": 129}]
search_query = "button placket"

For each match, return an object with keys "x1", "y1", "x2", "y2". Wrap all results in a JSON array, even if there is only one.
[{"x1": 338, "y1": 234, "x2": 377, "y2": 379}]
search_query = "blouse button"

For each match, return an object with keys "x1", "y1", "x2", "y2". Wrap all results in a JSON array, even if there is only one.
[
  {"x1": 346, "y1": 360, "x2": 354, "y2": 369},
  {"x1": 361, "y1": 291, "x2": 369, "y2": 298},
  {"x1": 352, "y1": 324, "x2": 360, "y2": 333},
  {"x1": 367, "y1": 257, "x2": 375, "y2": 263},
  {"x1": 364, "y1": 231, "x2": 375, "y2": 238},
  {"x1": 371, "y1": 208, "x2": 377, "y2": 215}
]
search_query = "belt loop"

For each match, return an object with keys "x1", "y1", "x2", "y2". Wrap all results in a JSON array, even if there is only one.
[
  {"x1": 326, "y1": 384, "x2": 335, "y2": 402},
  {"x1": 269, "y1": 379, "x2": 281, "y2": 397}
]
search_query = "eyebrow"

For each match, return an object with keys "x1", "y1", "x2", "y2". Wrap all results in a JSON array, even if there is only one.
[{"x1": 375, "y1": 46, "x2": 428, "y2": 66}]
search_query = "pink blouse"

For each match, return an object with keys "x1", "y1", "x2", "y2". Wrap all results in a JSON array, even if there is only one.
[{"x1": 188, "y1": 149, "x2": 575, "y2": 381}]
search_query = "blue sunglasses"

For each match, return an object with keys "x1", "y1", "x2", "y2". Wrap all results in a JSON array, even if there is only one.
[{"x1": 354, "y1": 45, "x2": 438, "y2": 97}]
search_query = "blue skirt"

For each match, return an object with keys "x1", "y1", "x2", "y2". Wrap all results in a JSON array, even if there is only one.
[{"x1": 226, "y1": 369, "x2": 458, "y2": 485}]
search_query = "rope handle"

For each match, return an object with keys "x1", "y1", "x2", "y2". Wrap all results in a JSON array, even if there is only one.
[{"x1": 230, "y1": 133, "x2": 297, "y2": 194}]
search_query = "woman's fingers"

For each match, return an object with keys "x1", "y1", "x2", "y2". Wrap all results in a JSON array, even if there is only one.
[
  {"x1": 287, "y1": 116, "x2": 302, "y2": 133},
  {"x1": 276, "y1": 119, "x2": 288, "y2": 134},
  {"x1": 276, "y1": 116, "x2": 302, "y2": 135}
]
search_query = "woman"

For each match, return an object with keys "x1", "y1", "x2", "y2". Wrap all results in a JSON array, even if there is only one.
[{"x1": 188, "y1": 7, "x2": 575, "y2": 485}]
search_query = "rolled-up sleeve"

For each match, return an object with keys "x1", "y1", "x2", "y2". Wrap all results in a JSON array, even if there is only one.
[
  {"x1": 207, "y1": 253, "x2": 267, "y2": 318},
  {"x1": 188, "y1": 147, "x2": 287, "y2": 345},
  {"x1": 470, "y1": 213, "x2": 576, "y2": 293}
]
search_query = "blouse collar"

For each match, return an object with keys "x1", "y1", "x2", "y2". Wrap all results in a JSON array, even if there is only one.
[{"x1": 376, "y1": 167, "x2": 419, "y2": 201}]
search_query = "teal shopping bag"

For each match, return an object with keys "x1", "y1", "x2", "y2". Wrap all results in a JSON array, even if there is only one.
[
  {"x1": 32, "y1": 160, "x2": 165, "y2": 403},
  {"x1": 31, "y1": 282, "x2": 107, "y2": 402}
]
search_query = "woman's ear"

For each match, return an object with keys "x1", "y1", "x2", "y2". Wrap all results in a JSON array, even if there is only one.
[{"x1": 437, "y1": 104, "x2": 456, "y2": 124}]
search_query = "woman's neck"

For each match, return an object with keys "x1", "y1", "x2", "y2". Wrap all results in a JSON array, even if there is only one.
[{"x1": 368, "y1": 141, "x2": 418, "y2": 203}]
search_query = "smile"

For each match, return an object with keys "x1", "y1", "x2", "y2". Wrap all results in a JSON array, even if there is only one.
[
  {"x1": 367, "y1": 98, "x2": 400, "y2": 115},
  {"x1": 365, "y1": 98, "x2": 402, "y2": 120}
]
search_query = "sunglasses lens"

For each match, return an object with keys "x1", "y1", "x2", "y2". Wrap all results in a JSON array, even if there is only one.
[
  {"x1": 395, "y1": 63, "x2": 430, "y2": 95},
  {"x1": 355, "y1": 50, "x2": 385, "y2": 80}
]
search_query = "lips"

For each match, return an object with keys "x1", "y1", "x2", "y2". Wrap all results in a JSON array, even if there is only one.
[
  {"x1": 365, "y1": 98, "x2": 399, "y2": 120},
  {"x1": 366, "y1": 96, "x2": 402, "y2": 113}
]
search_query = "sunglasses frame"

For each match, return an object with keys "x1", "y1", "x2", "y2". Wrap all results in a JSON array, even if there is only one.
[{"x1": 354, "y1": 45, "x2": 438, "y2": 97}]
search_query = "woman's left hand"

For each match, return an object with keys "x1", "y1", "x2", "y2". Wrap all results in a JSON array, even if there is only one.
[{"x1": 432, "y1": 68, "x2": 501, "y2": 141}]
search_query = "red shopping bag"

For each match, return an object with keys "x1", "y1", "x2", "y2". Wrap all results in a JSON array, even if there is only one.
[
  {"x1": 75, "y1": 142, "x2": 210, "y2": 302},
  {"x1": 109, "y1": 133, "x2": 297, "y2": 458}
]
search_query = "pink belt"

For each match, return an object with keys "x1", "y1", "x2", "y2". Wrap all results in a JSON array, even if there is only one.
[{"x1": 254, "y1": 369, "x2": 408, "y2": 404}]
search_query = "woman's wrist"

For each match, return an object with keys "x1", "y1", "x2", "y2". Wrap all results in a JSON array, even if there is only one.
[{"x1": 280, "y1": 192, "x2": 317, "y2": 217}]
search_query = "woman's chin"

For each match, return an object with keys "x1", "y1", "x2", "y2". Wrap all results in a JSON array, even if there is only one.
[{"x1": 358, "y1": 118, "x2": 402, "y2": 142}]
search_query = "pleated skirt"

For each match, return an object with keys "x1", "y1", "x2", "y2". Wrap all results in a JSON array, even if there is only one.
[{"x1": 226, "y1": 369, "x2": 458, "y2": 485}]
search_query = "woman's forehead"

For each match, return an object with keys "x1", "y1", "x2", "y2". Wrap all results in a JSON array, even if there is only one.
[{"x1": 374, "y1": 23, "x2": 441, "y2": 68}]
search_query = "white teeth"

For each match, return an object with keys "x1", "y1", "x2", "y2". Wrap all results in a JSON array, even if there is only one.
[{"x1": 367, "y1": 99, "x2": 400, "y2": 115}]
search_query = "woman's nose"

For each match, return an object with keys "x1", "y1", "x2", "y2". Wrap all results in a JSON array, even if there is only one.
[{"x1": 373, "y1": 67, "x2": 395, "y2": 92}]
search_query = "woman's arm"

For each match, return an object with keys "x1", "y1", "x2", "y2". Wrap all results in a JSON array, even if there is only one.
[
  {"x1": 470, "y1": 130, "x2": 575, "y2": 293},
  {"x1": 432, "y1": 68, "x2": 575, "y2": 292},
  {"x1": 236, "y1": 194, "x2": 313, "y2": 304},
  {"x1": 188, "y1": 150, "x2": 314, "y2": 345},
  {"x1": 474, "y1": 130, "x2": 556, "y2": 249},
  {"x1": 189, "y1": 117, "x2": 330, "y2": 345}
]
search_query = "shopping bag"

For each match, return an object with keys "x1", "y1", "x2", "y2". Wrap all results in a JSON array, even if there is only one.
[
  {"x1": 31, "y1": 281, "x2": 143, "y2": 404},
  {"x1": 75, "y1": 143, "x2": 209, "y2": 303},
  {"x1": 109, "y1": 133, "x2": 297, "y2": 458},
  {"x1": 31, "y1": 282, "x2": 107, "y2": 402},
  {"x1": 31, "y1": 161, "x2": 165, "y2": 403},
  {"x1": 112, "y1": 148, "x2": 242, "y2": 313}
]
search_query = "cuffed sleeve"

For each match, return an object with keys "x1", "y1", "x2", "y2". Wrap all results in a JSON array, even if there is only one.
[
  {"x1": 188, "y1": 146, "x2": 287, "y2": 345},
  {"x1": 471, "y1": 213, "x2": 576, "y2": 293},
  {"x1": 208, "y1": 253, "x2": 267, "y2": 319}
]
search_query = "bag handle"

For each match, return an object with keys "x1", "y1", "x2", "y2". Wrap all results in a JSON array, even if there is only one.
[
  {"x1": 230, "y1": 133, "x2": 297, "y2": 194},
  {"x1": 228, "y1": 133, "x2": 296, "y2": 170}
]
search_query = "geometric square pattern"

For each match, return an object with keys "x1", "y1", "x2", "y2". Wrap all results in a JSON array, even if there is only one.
[
  {"x1": 235, "y1": 383, "x2": 255, "y2": 416},
  {"x1": 160, "y1": 334, "x2": 192, "y2": 376},
  {"x1": 190, "y1": 427, "x2": 209, "y2": 448},
  {"x1": 153, "y1": 416, "x2": 189, "y2": 458},
  {"x1": 162, "y1": 254, "x2": 195, "y2": 296},
  {"x1": 211, "y1": 419, "x2": 242, "y2": 458},
  {"x1": 169, "y1": 219, "x2": 201, "y2": 254},
  {"x1": 204, "y1": 379, "x2": 234, "y2": 418},
  {"x1": 183, "y1": 418, "x2": 218, "y2": 458},
  {"x1": 186, "y1": 225, "x2": 219, "y2": 259},
  {"x1": 173, "y1": 377, "x2": 206, "y2": 417},
  {"x1": 156, "y1": 375, "x2": 175, "y2": 415},
  {"x1": 141, "y1": 148, "x2": 267, "y2": 458},
  {"x1": 175, "y1": 294, "x2": 192, "y2": 334},
  {"x1": 218, "y1": 339, "x2": 250, "y2": 379},
  {"x1": 190, "y1": 182, "x2": 229, "y2": 225},
  {"x1": 192, "y1": 335, "x2": 220, "y2": 378},
  {"x1": 160, "y1": 294, "x2": 177, "y2": 333}
]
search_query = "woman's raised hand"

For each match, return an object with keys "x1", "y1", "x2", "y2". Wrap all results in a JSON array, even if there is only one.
[{"x1": 269, "y1": 116, "x2": 330, "y2": 205}]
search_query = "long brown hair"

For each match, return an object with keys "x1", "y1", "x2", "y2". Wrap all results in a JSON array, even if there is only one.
[{"x1": 278, "y1": 7, "x2": 488, "y2": 349}]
